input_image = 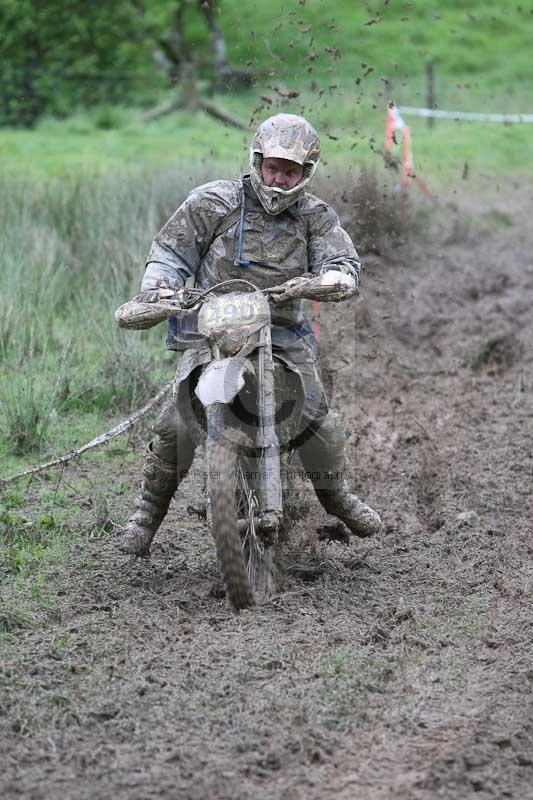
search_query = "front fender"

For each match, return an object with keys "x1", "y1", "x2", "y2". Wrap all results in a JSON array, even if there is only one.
[{"x1": 194, "y1": 357, "x2": 253, "y2": 406}]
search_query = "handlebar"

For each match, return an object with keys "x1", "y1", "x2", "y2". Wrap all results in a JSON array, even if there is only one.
[
  {"x1": 115, "y1": 272, "x2": 356, "y2": 330},
  {"x1": 177, "y1": 273, "x2": 356, "y2": 306}
]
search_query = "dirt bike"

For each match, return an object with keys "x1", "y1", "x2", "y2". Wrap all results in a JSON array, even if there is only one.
[{"x1": 116, "y1": 271, "x2": 356, "y2": 610}]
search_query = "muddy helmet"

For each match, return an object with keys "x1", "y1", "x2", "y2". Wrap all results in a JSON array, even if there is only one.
[{"x1": 250, "y1": 113, "x2": 320, "y2": 215}]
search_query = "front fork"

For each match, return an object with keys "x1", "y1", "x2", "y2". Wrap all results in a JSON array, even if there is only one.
[
  {"x1": 255, "y1": 326, "x2": 282, "y2": 534},
  {"x1": 205, "y1": 327, "x2": 282, "y2": 538}
]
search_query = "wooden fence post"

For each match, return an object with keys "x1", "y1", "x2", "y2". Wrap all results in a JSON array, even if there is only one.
[{"x1": 426, "y1": 61, "x2": 435, "y2": 129}]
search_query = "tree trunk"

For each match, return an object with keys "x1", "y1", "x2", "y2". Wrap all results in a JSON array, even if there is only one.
[
  {"x1": 199, "y1": 0, "x2": 228, "y2": 85},
  {"x1": 145, "y1": 1, "x2": 247, "y2": 129},
  {"x1": 157, "y1": 1, "x2": 187, "y2": 80}
]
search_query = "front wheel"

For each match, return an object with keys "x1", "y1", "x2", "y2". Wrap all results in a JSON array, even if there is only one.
[{"x1": 210, "y1": 434, "x2": 276, "y2": 611}]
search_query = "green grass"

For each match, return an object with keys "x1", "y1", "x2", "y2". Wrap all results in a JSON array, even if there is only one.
[
  {"x1": 1, "y1": 85, "x2": 530, "y2": 183},
  {"x1": 221, "y1": 0, "x2": 532, "y2": 90},
  {"x1": 129, "y1": 1, "x2": 533, "y2": 92},
  {"x1": 0, "y1": 171, "x2": 180, "y2": 474},
  {"x1": 0, "y1": 109, "x2": 249, "y2": 178},
  {"x1": 1, "y1": 1, "x2": 531, "y2": 180},
  {"x1": 0, "y1": 503, "x2": 71, "y2": 580},
  {"x1": 1, "y1": 0, "x2": 531, "y2": 182}
]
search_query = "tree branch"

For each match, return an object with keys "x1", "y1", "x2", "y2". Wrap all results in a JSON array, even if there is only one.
[
  {"x1": 199, "y1": 0, "x2": 227, "y2": 76},
  {"x1": 200, "y1": 99, "x2": 249, "y2": 129},
  {"x1": 0, "y1": 382, "x2": 173, "y2": 486}
]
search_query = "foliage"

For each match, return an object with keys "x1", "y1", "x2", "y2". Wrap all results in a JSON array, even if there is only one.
[
  {"x1": 0, "y1": 0, "x2": 224, "y2": 126},
  {"x1": 0, "y1": 344, "x2": 70, "y2": 455},
  {"x1": 0, "y1": 0, "x2": 154, "y2": 126}
]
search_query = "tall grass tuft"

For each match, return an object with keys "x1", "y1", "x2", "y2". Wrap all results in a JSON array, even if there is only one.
[{"x1": 0, "y1": 337, "x2": 71, "y2": 454}]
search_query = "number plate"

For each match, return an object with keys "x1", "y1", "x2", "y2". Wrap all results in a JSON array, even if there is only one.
[{"x1": 198, "y1": 291, "x2": 270, "y2": 337}]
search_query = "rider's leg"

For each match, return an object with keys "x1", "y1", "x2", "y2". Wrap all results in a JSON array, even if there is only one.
[
  {"x1": 297, "y1": 410, "x2": 381, "y2": 538},
  {"x1": 117, "y1": 398, "x2": 197, "y2": 556}
]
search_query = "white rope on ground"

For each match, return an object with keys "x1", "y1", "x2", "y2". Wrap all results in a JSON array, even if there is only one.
[
  {"x1": 0, "y1": 381, "x2": 172, "y2": 486},
  {"x1": 399, "y1": 106, "x2": 533, "y2": 123}
]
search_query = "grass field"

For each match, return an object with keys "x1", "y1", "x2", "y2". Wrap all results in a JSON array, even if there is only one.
[
  {"x1": 2, "y1": 81, "x2": 531, "y2": 182},
  {"x1": 220, "y1": 0, "x2": 532, "y2": 89},
  {"x1": 2, "y1": 0, "x2": 532, "y2": 180}
]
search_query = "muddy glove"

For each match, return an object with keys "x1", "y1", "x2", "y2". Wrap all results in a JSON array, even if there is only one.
[
  {"x1": 135, "y1": 279, "x2": 176, "y2": 304},
  {"x1": 319, "y1": 260, "x2": 358, "y2": 280},
  {"x1": 320, "y1": 270, "x2": 357, "y2": 292},
  {"x1": 268, "y1": 276, "x2": 312, "y2": 305}
]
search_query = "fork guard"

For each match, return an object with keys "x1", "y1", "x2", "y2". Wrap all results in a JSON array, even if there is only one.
[{"x1": 195, "y1": 357, "x2": 254, "y2": 406}]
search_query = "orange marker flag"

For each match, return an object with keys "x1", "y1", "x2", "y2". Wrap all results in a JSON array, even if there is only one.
[{"x1": 384, "y1": 101, "x2": 436, "y2": 222}]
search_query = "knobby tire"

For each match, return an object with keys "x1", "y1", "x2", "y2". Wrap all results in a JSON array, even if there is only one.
[{"x1": 211, "y1": 437, "x2": 256, "y2": 611}]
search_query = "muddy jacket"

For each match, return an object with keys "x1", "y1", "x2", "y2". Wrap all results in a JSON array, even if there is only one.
[{"x1": 141, "y1": 176, "x2": 361, "y2": 351}]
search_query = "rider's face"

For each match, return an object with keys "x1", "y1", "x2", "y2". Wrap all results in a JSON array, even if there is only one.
[{"x1": 261, "y1": 157, "x2": 304, "y2": 190}]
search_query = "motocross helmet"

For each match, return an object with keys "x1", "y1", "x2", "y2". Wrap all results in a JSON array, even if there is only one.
[{"x1": 250, "y1": 113, "x2": 320, "y2": 215}]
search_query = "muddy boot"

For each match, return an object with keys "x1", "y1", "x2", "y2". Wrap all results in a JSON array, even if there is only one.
[
  {"x1": 117, "y1": 449, "x2": 178, "y2": 556},
  {"x1": 314, "y1": 480, "x2": 381, "y2": 538},
  {"x1": 117, "y1": 398, "x2": 197, "y2": 556},
  {"x1": 298, "y1": 411, "x2": 381, "y2": 538}
]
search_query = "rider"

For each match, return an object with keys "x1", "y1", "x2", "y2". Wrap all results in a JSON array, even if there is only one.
[{"x1": 118, "y1": 113, "x2": 381, "y2": 556}]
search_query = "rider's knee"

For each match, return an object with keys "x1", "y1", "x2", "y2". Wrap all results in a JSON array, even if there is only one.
[{"x1": 151, "y1": 398, "x2": 196, "y2": 465}]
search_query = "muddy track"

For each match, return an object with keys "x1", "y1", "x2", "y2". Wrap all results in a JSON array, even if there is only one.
[{"x1": 1, "y1": 182, "x2": 532, "y2": 799}]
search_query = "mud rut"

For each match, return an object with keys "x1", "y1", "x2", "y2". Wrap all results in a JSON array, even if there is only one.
[{"x1": 1, "y1": 183, "x2": 533, "y2": 800}]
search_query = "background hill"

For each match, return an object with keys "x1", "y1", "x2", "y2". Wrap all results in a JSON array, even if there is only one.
[{"x1": 223, "y1": 0, "x2": 531, "y2": 90}]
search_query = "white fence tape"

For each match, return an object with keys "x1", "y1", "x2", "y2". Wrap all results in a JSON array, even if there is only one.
[{"x1": 399, "y1": 106, "x2": 533, "y2": 123}]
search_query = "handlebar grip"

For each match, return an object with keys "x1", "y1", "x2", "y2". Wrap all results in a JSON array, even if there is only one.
[
  {"x1": 268, "y1": 274, "x2": 357, "y2": 304},
  {"x1": 114, "y1": 299, "x2": 182, "y2": 330}
]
